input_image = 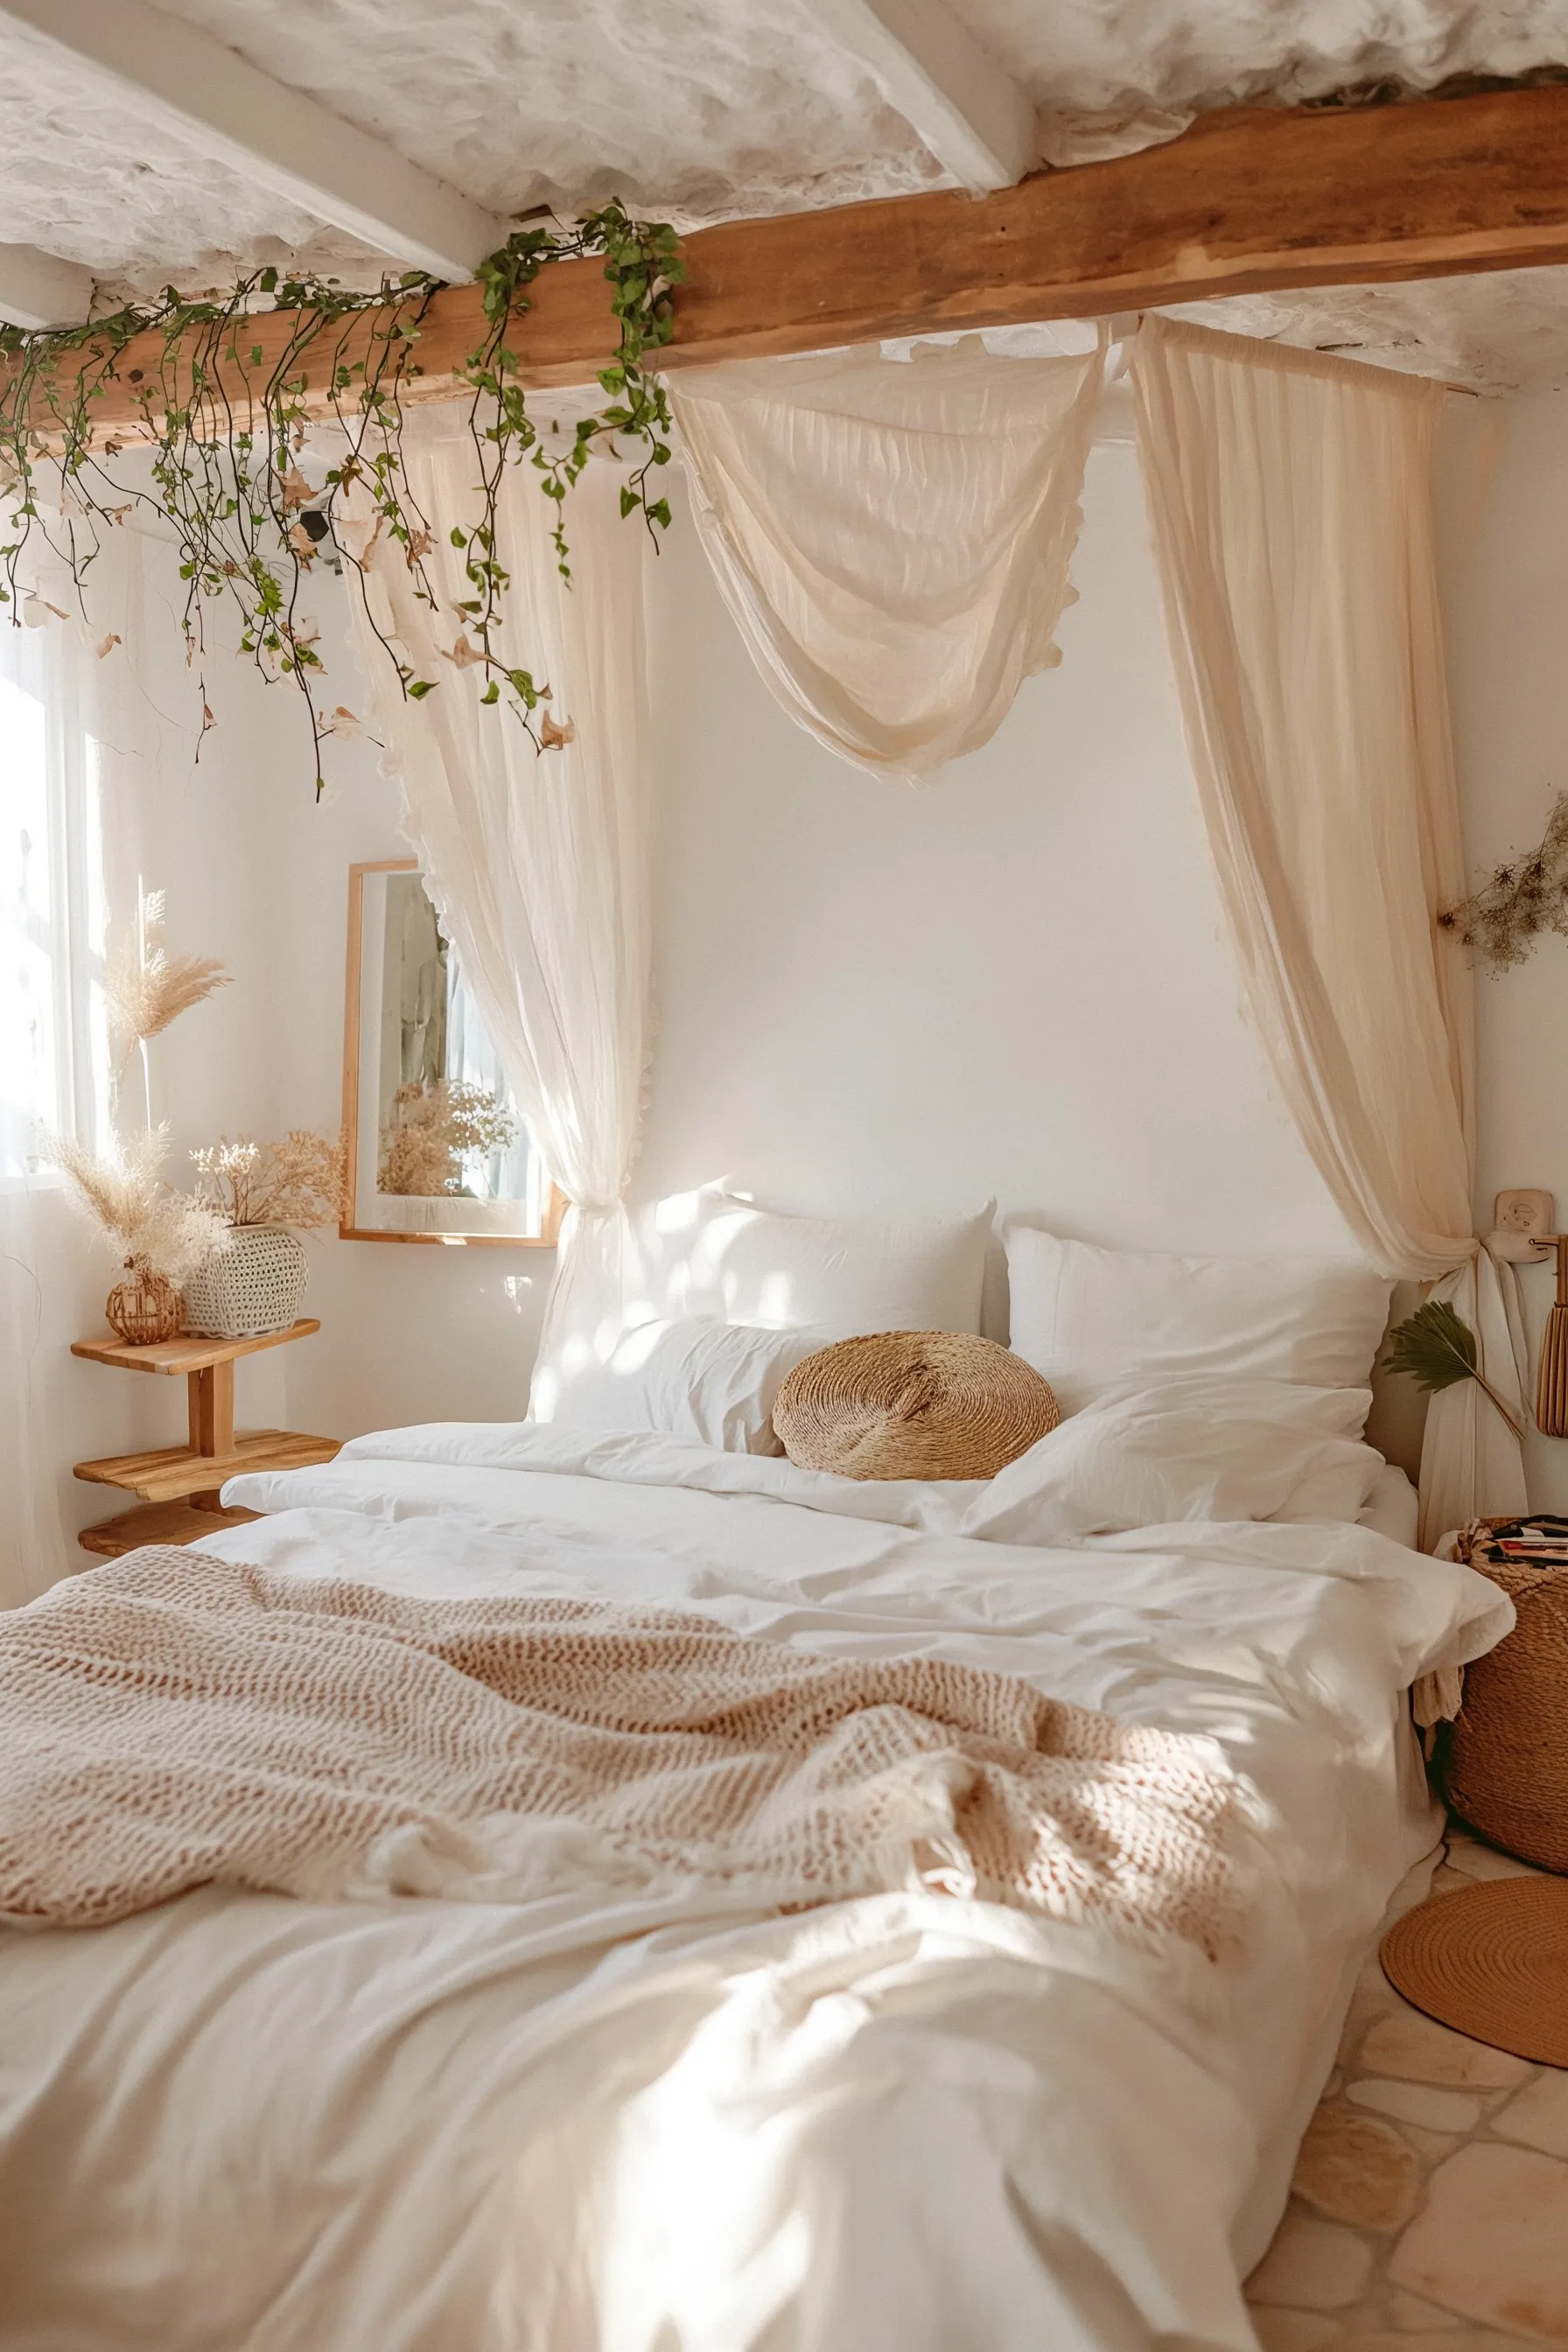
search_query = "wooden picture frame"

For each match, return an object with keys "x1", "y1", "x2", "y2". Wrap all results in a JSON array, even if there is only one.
[{"x1": 340, "y1": 859, "x2": 564, "y2": 1249}]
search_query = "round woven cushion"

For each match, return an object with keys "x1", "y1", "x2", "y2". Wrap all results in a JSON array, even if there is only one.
[
  {"x1": 773, "y1": 1330, "x2": 1060, "y2": 1481},
  {"x1": 1446, "y1": 1550, "x2": 1568, "y2": 1875},
  {"x1": 1381, "y1": 1877, "x2": 1568, "y2": 2068}
]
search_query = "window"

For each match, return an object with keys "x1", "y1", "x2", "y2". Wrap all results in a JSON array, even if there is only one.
[{"x1": 0, "y1": 621, "x2": 108, "y2": 1183}]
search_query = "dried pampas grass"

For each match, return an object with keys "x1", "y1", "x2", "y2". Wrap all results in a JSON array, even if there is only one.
[
  {"x1": 105, "y1": 889, "x2": 229, "y2": 1065},
  {"x1": 49, "y1": 1126, "x2": 230, "y2": 1280}
]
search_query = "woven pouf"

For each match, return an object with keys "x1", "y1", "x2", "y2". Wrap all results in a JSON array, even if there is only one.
[
  {"x1": 1381, "y1": 1877, "x2": 1568, "y2": 2068},
  {"x1": 1446, "y1": 1522, "x2": 1568, "y2": 1875},
  {"x1": 773, "y1": 1330, "x2": 1059, "y2": 1481}
]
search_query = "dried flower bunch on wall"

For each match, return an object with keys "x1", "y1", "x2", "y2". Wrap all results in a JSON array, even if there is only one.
[
  {"x1": 379, "y1": 1082, "x2": 516, "y2": 1198},
  {"x1": 189, "y1": 1133, "x2": 348, "y2": 1232},
  {"x1": 1438, "y1": 792, "x2": 1568, "y2": 970}
]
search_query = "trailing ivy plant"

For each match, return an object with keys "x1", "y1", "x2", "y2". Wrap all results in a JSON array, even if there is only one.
[{"x1": 0, "y1": 202, "x2": 683, "y2": 790}]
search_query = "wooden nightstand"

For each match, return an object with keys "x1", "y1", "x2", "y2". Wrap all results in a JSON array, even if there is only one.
[{"x1": 72, "y1": 1320, "x2": 340, "y2": 1558}]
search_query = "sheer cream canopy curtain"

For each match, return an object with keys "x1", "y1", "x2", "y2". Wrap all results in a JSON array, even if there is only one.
[
  {"x1": 1130, "y1": 317, "x2": 1525, "y2": 1546},
  {"x1": 340, "y1": 418, "x2": 652, "y2": 1391},
  {"x1": 671, "y1": 334, "x2": 1106, "y2": 780}
]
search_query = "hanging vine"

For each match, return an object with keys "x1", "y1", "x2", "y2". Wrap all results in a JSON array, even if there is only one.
[{"x1": 0, "y1": 202, "x2": 683, "y2": 790}]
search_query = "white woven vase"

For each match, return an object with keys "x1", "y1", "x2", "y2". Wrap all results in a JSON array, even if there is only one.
[{"x1": 182, "y1": 1224, "x2": 308, "y2": 1340}]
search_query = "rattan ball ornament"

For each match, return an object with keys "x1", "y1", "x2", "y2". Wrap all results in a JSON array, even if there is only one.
[
  {"x1": 105, "y1": 1256, "x2": 183, "y2": 1346},
  {"x1": 773, "y1": 1330, "x2": 1060, "y2": 1481}
]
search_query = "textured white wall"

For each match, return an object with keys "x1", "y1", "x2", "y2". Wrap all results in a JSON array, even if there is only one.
[
  {"x1": 1437, "y1": 389, "x2": 1568, "y2": 1514},
  {"x1": 637, "y1": 444, "x2": 1360, "y2": 1317}
]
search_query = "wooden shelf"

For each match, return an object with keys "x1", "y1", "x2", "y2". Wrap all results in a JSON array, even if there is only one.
[
  {"x1": 71, "y1": 1319, "x2": 320, "y2": 1376},
  {"x1": 75, "y1": 1428, "x2": 340, "y2": 1505},
  {"x1": 72, "y1": 1317, "x2": 338, "y2": 1546},
  {"x1": 78, "y1": 1498, "x2": 263, "y2": 1560}
]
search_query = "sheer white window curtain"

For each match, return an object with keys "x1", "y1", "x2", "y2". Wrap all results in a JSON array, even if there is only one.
[
  {"x1": 1131, "y1": 317, "x2": 1524, "y2": 1545},
  {"x1": 1, "y1": 613, "x2": 112, "y2": 1606}
]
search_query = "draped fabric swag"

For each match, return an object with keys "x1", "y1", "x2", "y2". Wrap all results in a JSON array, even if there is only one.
[
  {"x1": 1130, "y1": 317, "x2": 1524, "y2": 1547},
  {"x1": 340, "y1": 420, "x2": 653, "y2": 1391},
  {"x1": 671, "y1": 335, "x2": 1106, "y2": 780}
]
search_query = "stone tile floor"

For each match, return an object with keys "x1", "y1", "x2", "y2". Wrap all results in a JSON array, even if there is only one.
[{"x1": 1245, "y1": 1825, "x2": 1568, "y2": 2351}]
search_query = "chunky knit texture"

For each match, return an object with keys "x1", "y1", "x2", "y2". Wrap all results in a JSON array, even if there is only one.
[{"x1": 0, "y1": 1549, "x2": 1243, "y2": 1956}]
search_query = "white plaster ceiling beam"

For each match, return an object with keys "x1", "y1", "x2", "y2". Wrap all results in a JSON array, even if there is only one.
[
  {"x1": 0, "y1": 0, "x2": 508, "y2": 282},
  {"x1": 807, "y1": 0, "x2": 1038, "y2": 190},
  {"x1": 0, "y1": 242, "x2": 95, "y2": 328}
]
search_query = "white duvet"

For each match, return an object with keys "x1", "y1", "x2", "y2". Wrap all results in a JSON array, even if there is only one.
[{"x1": 0, "y1": 1384, "x2": 1511, "y2": 2352}]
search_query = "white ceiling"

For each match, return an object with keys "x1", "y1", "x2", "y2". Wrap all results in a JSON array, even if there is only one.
[{"x1": 4, "y1": 0, "x2": 1568, "y2": 389}]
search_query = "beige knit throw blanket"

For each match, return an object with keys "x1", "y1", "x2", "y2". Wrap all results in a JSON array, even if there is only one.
[{"x1": 0, "y1": 1548, "x2": 1246, "y2": 1957}]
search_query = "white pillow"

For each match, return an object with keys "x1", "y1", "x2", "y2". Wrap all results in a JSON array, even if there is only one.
[
  {"x1": 643, "y1": 1188, "x2": 995, "y2": 1335},
  {"x1": 548, "y1": 1319, "x2": 838, "y2": 1452},
  {"x1": 1004, "y1": 1228, "x2": 1392, "y2": 1418},
  {"x1": 528, "y1": 1190, "x2": 995, "y2": 1423},
  {"x1": 962, "y1": 1378, "x2": 1381, "y2": 1544}
]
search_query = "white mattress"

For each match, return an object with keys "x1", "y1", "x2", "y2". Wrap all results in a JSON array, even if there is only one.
[{"x1": 0, "y1": 1431, "x2": 1499, "y2": 2352}]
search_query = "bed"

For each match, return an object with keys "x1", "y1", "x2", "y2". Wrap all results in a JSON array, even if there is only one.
[{"x1": 0, "y1": 1380, "x2": 1510, "y2": 2352}]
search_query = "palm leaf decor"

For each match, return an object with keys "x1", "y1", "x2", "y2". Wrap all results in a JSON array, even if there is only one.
[{"x1": 1382, "y1": 1298, "x2": 1527, "y2": 1443}]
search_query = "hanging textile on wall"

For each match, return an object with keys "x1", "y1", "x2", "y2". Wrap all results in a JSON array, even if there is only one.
[
  {"x1": 671, "y1": 334, "x2": 1106, "y2": 780},
  {"x1": 1130, "y1": 315, "x2": 1525, "y2": 1547},
  {"x1": 340, "y1": 422, "x2": 652, "y2": 1401}
]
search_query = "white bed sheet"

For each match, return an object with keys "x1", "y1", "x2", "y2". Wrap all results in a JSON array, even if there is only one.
[
  {"x1": 1362, "y1": 1460, "x2": 1419, "y2": 1547},
  {"x1": 0, "y1": 1429, "x2": 1499, "y2": 2352}
]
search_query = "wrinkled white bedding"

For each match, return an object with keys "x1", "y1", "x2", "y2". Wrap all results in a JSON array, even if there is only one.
[{"x1": 0, "y1": 1398, "x2": 1508, "y2": 2352}]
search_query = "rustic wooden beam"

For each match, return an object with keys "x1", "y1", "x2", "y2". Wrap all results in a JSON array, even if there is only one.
[{"x1": 17, "y1": 82, "x2": 1568, "y2": 432}]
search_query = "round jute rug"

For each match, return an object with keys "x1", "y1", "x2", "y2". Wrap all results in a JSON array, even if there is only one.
[{"x1": 1380, "y1": 1876, "x2": 1568, "y2": 2068}]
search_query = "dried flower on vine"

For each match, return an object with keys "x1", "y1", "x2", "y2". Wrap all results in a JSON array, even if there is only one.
[
  {"x1": 378, "y1": 1082, "x2": 516, "y2": 1197},
  {"x1": 1438, "y1": 793, "x2": 1568, "y2": 970}
]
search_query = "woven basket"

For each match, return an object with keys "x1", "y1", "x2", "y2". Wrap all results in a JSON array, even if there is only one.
[
  {"x1": 181, "y1": 1224, "x2": 307, "y2": 1341},
  {"x1": 774, "y1": 1330, "x2": 1060, "y2": 1481},
  {"x1": 104, "y1": 1258, "x2": 183, "y2": 1346},
  {"x1": 1446, "y1": 1516, "x2": 1568, "y2": 1875}
]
